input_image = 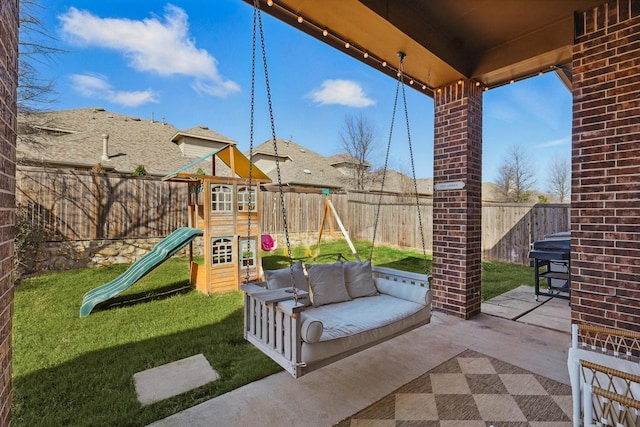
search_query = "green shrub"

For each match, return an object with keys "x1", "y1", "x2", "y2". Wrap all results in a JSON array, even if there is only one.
[
  {"x1": 133, "y1": 165, "x2": 148, "y2": 176},
  {"x1": 13, "y1": 205, "x2": 47, "y2": 280}
]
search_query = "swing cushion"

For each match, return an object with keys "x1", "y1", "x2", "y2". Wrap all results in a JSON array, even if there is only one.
[
  {"x1": 306, "y1": 262, "x2": 351, "y2": 307},
  {"x1": 343, "y1": 260, "x2": 377, "y2": 299},
  {"x1": 264, "y1": 261, "x2": 309, "y2": 292}
]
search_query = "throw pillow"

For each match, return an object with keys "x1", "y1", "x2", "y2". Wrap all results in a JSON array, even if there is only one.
[
  {"x1": 264, "y1": 261, "x2": 309, "y2": 292},
  {"x1": 343, "y1": 260, "x2": 377, "y2": 298},
  {"x1": 306, "y1": 262, "x2": 351, "y2": 307}
]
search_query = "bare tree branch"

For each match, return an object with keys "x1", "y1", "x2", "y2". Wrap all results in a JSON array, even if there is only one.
[
  {"x1": 18, "y1": 0, "x2": 65, "y2": 113},
  {"x1": 339, "y1": 114, "x2": 376, "y2": 191},
  {"x1": 494, "y1": 145, "x2": 537, "y2": 202},
  {"x1": 547, "y1": 155, "x2": 571, "y2": 202}
]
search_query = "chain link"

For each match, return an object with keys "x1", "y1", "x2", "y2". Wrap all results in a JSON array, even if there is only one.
[
  {"x1": 399, "y1": 61, "x2": 429, "y2": 276},
  {"x1": 370, "y1": 63, "x2": 400, "y2": 261},
  {"x1": 371, "y1": 53, "x2": 429, "y2": 276},
  {"x1": 244, "y1": 2, "x2": 259, "y2": 286},
  {"x1": 251, "y1": 0, "x2": 298, "y2": 303}
]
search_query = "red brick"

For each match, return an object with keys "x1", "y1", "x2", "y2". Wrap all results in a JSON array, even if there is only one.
[
  {"x1": 432, "y1": 80, "x2": 482, "y2": 319},
  {"x1": 0, "y1": 0, "x2": 17, "y2": 422},
  {"x1": 572, "y1": 6, "x2": 640, "y2": 331}
]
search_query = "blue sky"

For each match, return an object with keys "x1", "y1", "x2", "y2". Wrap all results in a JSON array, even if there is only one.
[{"x1": 31, "y1": 0, "x2": 572, "y2": 184}]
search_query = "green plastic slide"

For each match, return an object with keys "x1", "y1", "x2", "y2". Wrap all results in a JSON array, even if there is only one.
[{"x1": 80, "y1": 227, "x2": 204, "y2": 317}]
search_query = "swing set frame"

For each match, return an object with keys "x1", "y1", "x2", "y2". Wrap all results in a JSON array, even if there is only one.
[{"x1": 306, "y1": 194, "x2": 361, "y2": 262}]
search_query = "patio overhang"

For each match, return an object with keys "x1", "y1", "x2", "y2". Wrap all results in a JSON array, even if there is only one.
[{"x1": 246, "y1": 0, "x2": 605, "y2": 93}]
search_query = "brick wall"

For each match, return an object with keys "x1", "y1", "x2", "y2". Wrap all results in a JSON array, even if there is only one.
[
  {"x1": 432, "y1": 81, "x2": 483, "y2": 319},
  {"x1": 572, "y1": 0, "x2": 640, "y2": 330},
  {"x1": 0, "y1": 0, "x2": 19, "y2": 424}
]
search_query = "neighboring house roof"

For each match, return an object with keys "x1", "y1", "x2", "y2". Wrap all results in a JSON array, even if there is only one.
[
  {"x1": 365, "y1": 169, "x2": 433, "y2": 195},
  {"x1": 327, "y1": 153, "x2": 372, "y2": 168},
  {"x1": 248, "y1": 139, "x2": 348, "y2": 191},
  {"x1": 171, "y1": 125, "x2": 236, "y2": 144},
  {"x1": 17, "y1": 108, "x2": 238, "y2": 176},
  {"x1": 482, "y1": 182, "x2": 502, "y2": 202},
  {"x1": 247, "y1": 139, "x2": 436, "y2": 195}
]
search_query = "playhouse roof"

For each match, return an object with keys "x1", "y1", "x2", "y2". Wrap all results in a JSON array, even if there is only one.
[{"x1": 164, "y1": 145, "x2": 270, "y2": 182}]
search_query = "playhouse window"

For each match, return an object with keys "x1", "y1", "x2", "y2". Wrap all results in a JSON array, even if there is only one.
[
  {"x1": 211, "y1": 237, "x2": 233, "y2": 265},
  {"x1": 237, "y1": 186, "x2": 257, "y2": 212},
  {"x1": 211, "y1": 185, "x2": 232, "y2": 212},
  {"x1": 239, "y1": 239, "x2": 257, "y2": 267}
]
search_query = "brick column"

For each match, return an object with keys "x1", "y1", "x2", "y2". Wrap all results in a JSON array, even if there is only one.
[
  {"x1": 572, "y1": 0, "x2": 640, "y2": 330},
  {"x1": 0, "y1": 0, "x2": 18, "y2": 424},
  {"x1": 432, "y1": 80, "x2": 483, "y2": 319}
]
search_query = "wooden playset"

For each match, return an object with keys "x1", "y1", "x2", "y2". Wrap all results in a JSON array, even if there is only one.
[{"x1": 165, "y1": 144, "x2": 271, "y2": 294}]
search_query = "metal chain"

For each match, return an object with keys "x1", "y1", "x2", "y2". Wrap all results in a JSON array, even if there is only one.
[
  {"x1": 253, "y1": 0, "x2": 298, "y2": 303},
  {"x1": 399, "y1": 60, "x2": 429, "y2": 276},
  {"x1": 244, "y1": 2, "x2": 259, "y2": 286},
  {"x1": 370, "y1": 57, "x2": 401, "y2": 261},
  {"x1": 370, "y1": 52, "x2": 428, "y2": 275}
]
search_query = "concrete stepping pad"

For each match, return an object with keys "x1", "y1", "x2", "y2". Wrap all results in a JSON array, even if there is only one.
[{"x1": 134, "y1": 354, "x2": 219, "y2": 406}]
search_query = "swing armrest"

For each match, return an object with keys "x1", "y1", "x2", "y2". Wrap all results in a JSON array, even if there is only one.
[
  {"x1": 277, "y1": 298, "x2": 311, "y2": 316},
  {"x1": 241, "y1": 282, "x2": 268, "y2": 293},
  {"x1": 277, "y1": 300, "x2": 324, "y2": 343},
  {"x1": 374, "y1": 277, "x2": 432, "y2": 306}
]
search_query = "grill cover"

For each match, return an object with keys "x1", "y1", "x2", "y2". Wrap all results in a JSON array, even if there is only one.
[
  {"x1": 529, "y1": 231, "x2": 570, "y2": 260},
  {"x1": 532, "y1": 239, "x2": 570, "y2": 251},
  {"x1": 531, "y1": 231, "x2": 570, "y2": 252}
]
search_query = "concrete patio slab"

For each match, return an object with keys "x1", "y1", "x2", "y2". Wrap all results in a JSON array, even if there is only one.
[
  {"x1": 481, "y1": 285, "x2": 550, "y2": 320},
  {"x1": 518, "y1": 296, "x2": 572, "y2": 333},
  {"x1": 134, "y1": 354, "x2": 220, "y2": 406},
  {"x1": 148, "y1": 312, "x2": 571, "y2": 427},
  {"x1": 482, "y1": 285, "x2": 571, "y2": 332}
]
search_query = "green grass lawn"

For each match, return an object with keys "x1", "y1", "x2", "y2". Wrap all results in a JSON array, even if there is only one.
[{"x1": 12, "y1": 240, "x2": 533, "y2": 426}]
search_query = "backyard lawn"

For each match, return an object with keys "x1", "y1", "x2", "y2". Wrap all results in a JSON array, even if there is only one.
[{"x1": 12, "y1": 240, "x2": 534, "y2": 426}]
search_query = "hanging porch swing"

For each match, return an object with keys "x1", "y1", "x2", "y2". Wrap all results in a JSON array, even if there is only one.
[{"x1": 241, "y1": 0, "x2": 432, "y2": 378}]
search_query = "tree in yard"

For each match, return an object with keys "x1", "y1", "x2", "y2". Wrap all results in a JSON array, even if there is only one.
[
  {"x1": 18, "y1": 0, "x2": 63, "y2": 113},
  {"x1": 340, "y1": 114, "x2": 376, "y2": 191},
  {"x1": 494, "y1": 145, "x2": 537, "y2": 202},
  {"x1": 14, "y1": 0, "x2": 64, "y2": 275},
  {"x1": 547, "y1": 156, "x2": 571, "y2": 202}
]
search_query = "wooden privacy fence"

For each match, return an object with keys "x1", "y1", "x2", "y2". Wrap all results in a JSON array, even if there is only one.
[
  {"x1": 345, "y1": 192, "x2": 432, "y2": 251},
  {"x1": 16, "y1": 167, "x2": 186, "y2": 240},
  {"x1": 16, "y1": 168, "x2": 570, "y2": 264},
  {"x1": 482, "y1": 203, "x2": 570, "y2": 264}
]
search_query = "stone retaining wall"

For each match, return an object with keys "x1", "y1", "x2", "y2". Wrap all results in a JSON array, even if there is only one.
[
  {"x1": 33, "y1": 238, "x2": 205, "y2": 272},
  {"x1": 29, "y1": 232, "x2": 334, "y2": 274}
]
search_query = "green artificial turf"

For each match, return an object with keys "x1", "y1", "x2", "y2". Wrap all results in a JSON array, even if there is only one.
[{"x1": 12, "y1": 240, "x2": 533, "y2": 426}]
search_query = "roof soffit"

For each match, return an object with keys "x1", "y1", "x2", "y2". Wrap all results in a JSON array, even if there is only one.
[{"x1": 249, "y1": 0, "x2": 607, "y2": 91}]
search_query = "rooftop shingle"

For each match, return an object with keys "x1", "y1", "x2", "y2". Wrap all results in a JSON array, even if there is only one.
[{"x1": 18, "y1": 108, "x2": 237, "y2": 176}]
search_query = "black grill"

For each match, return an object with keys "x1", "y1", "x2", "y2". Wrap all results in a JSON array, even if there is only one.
[{"x1": 528, "y1": 231, "x2": 570, "y2": 301}]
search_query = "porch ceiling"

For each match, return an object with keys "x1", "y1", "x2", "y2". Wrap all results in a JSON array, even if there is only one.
[{"x1": 247, "y1": 0, "x2": 604, "y2": 95}]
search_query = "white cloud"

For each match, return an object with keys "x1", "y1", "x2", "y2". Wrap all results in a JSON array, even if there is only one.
[
  {"x1": 511, "y1": 86, "x2": 560, "y2": 128},
  {"x1": 70, "y1": 73, "x2": 159, "y2": 107},
  {"x1": 536, "y1": 137, "x2": 570, "y2": 148},
  {"x1": 309, "y1": 79, "x2": 375, "y2": 107},
  {"x1": 59, "y1": 5, "x2": 240, "y2": 98},
  {"x1": 191, "y1": 80, "x2": 242, "y2": 98},
  {"x1": 486, "y1": 99, "x2": 520, "y2": 122}
]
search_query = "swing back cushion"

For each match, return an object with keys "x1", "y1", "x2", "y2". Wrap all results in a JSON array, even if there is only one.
[
  {"x1": 306, "y1": 262, "x2": 352, "y2": 307},
  {"x1": 264, "y1": 261, "x2": 309, "y2": 292},
  {"x1": 342, "y1": 260, "x2": 377, "y2": 298}
]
